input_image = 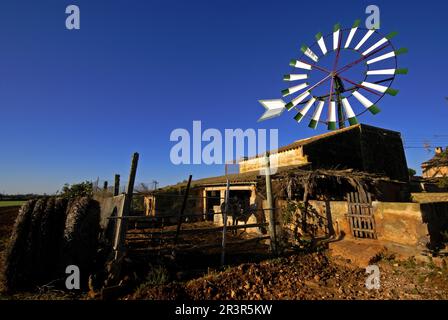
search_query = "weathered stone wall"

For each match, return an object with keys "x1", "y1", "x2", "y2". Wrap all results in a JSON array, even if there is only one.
[
  {"x1": 275, "y1": 199, "x2": 448, "y2": 250},
  {"x1": 239, "y1": 147, "x2": 308, "y2": 173},
  {"x1": 412, "y1": 192, "x2": 448, "y2": 203},
  {"x1": 422, "y1": 166, "x2": 448, "y2": 178},
  {"x1": 303, "y1": 128, "x2": 363, "y2": 172}
]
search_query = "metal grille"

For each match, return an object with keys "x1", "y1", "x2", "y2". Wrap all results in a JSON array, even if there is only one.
[{"x1": 346, "y1": 192, "x2": 377, "y2": 239}]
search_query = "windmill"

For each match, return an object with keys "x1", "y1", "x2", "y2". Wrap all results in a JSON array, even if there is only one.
[{"x1": 258, "y1": 20, "x2": 408, "y2": 130}]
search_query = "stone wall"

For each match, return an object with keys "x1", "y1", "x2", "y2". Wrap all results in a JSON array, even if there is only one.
[
  {"x1": 239, "y1": 147, "x2": 308, "y2": 174},
  {"x1": 274, "y1": 199, "x2": 448, "y2": 250},
  {"x1": 412, "y1": 192, "x2": 448, "y2": 203},
  {"x1": 422, "y1": 166, "x2": 448, "y2": 178}
]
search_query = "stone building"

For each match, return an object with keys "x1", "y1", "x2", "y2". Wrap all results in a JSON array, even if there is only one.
[
  {"x1": 421, "y1": 147, "x2": 448, "y2": 178},
  {"x1": 144, "y1": 124, "x2": 409, "y2": 217}
]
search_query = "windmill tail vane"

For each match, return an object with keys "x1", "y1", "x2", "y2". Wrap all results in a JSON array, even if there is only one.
[{"x1": 258, "y1": 20, "x2": 408, "y2": 130}]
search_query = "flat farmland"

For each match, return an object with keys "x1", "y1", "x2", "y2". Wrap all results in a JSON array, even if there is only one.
[{"x1": 0, "y1": 201, "x2": 25, "y2": 208}]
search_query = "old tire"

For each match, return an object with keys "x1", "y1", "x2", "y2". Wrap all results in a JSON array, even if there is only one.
[
  {"x1": 3, "y1": 200, "x2": 37, "y2": 292},
  {"x1": 61, "y1": 197, "x2": 101, "y2": 288}
]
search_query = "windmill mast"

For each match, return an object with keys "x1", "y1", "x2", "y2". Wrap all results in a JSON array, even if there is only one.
[{"x1": 334, "y1": 75, "x2": 346, "y2": 129}]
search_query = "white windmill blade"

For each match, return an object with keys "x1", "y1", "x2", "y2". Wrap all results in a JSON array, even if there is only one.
[
  {"x1": 308, "y1": 100, "x2": 325, "y2": 129},
  {"x1": 362, "y1": 32, "x2": 397, "y2": 56},
  {"x1": 315, "y1": 32, "x2": 327, "y2": 56},
  {"x1": 363, "y1": 32, "x2": 398, "y2": 55},
  {"x1": 289, "y1": 59, "x2": 312, "y2": 70},
  {"x1": 344, "y1": 20, "x2": 360, "y2": 48},
  {"x1": 281, "y1": 83, "x2": 308, "y2": 97},
  {"x1": 354, "y1": 29, "x2": 375, "y2": 51},
  {"x1": 327, "y1": 100, "x2": 337, "y2": 130},
  {"x1": 294, "y1": 97, "x2": 316, "y2": 122},
  {"x1": 352, "y1": 91, "x2": 380, "y2": 114},
  {"x1": 361, "y1": 81, "x2": 399, "y2": 96},
  {"x1": 283, "y1": 74, "x2": 308, "y2": 81},
  {"x1": 366, "y1": 68, "x2": 408, "y2": 76},
  {"x1": 285, "y1": 91, "x2": 311, "y2": 110},
  {"x1": 257, "y1": 99, "x2": 286, "y2": 122},
  {"x1": 301, "y1": 45, "x2": 319, "y2": 62},
  {"x1": 341, "y1": 98, "x2": 358, "y2": 125},
  {"x1": 366, "y1": 48, "x2": 408, "y2": 65},
  {"x1": 333, "y1": 23, "x2": 341, "y2": 51}
]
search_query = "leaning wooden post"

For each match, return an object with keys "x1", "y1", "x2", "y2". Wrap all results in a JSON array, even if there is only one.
[
  {"x1": 114, "y1": 174, "x2": 120, "y2": 196},
  {"x1": 221, "y1": 179, "x2": 230, "y2": 266},
  {"x1": 264, "y1": 152, "x2": 278, "y2": 255},
  {"x1": 113, "y1": 152, "x2": 139, "y2": 261},
  {"x1": 175, "y1": 175, "x2": 192, "y2": 245}
]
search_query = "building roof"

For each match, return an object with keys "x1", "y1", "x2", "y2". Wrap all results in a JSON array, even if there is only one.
[{"x1": 422, "y1": 152, "x2": 448, "y2": 169}]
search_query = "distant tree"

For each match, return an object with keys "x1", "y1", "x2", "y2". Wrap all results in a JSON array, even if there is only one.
[
  {"x1": 60, "y1": 181, "x2": 93, "y2": 200},
  {"x1": 408, "y1": 168, "x2": 417, "y2": 177}
]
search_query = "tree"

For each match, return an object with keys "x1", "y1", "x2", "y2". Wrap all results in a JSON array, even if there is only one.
[
  {"x1": 408, "y1": 168, "x2": 417, "y2": 178},
  {"x1": 60, "y1": 181, "x2": 93, "y2": 200}
]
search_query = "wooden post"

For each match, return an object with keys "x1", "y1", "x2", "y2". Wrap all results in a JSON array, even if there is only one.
[
  {"x1": 113, "y1": 152, "x2": 139, "y2": 260},
  {"x1": 221, "y1": 179, "x2": 230, "y2": 266},
  {"x1": 175, "y1": 175, "x2": 192, "y2": 245},
  {"x1": 114, "y1": 174, "x2": 120, "y2": 196},
  {"x1": 264, "y1": 153, "x2": 278, "y2": 255}
]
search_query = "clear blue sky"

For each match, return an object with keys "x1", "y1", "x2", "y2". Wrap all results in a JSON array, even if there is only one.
[{"x1": 1, "y1": 0, "x2": 448, "y2": 194}]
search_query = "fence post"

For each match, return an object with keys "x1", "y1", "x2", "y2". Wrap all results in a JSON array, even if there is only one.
[
  {"x1": 264, "y1": 152, "x2": 278, "y2": 255},
  {"x1": 221, "y1": 179, "x2": 230, "y2": 266},
  {"x1": 175, "y1": 175, "x2": 193, "y2": 245},
  {"x1": 113, "y1": 152, "x2": 139, "y2": 260},
  {"x1": 114, "y1": 174, "x2": 120, "y2": 196}
]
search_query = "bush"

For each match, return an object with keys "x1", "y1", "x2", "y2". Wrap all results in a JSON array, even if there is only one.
[{"x1": 60, "y1": 181, "x2": 93, "y2": 200}]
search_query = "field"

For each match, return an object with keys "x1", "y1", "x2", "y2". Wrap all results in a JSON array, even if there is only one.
[{"x1": 0, "y1": 201, "x2": 25, "y2": 208}]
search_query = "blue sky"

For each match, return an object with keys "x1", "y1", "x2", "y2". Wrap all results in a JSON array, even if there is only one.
[{"x1": 1, "y1": 0, "x2": 448, "y2": 194}]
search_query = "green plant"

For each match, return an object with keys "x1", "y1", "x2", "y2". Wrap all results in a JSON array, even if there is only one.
[
  {"x1": 60, "y1": 181, "x2": 93, "y2": 200},
  {"x1": 144, "y1": 265, "x2": 169, "y2": 286},
  {"x1": 408, "y1": 168, "x2": 417, "y2": 178},
  {"x1": 282, "y1": 200, "x2": 326, "y2": 247}
]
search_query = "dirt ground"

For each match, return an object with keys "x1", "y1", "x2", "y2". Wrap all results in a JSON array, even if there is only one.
[
  {"x1": 1, "y1": 206, "x2": 448, "y2": 300},
  {"x1": 129, "y1": 252, "x2": 448, "y2": 300}
]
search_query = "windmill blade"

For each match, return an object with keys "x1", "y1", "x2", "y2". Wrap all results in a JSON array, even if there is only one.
[
  {"x1": 366, "y1": 48, "x2": 408, "y2": 65},
  {"x1": 352, "y1": 91, "x2": 381, "y2": 114},
  {"x1": 344, "y1": 20, "x2": 360, "y2": 48},
  {"x1": 283, "y1": 74, "x2": 308, "y2": 81},
  {"x1": 366, "y1": 68, "x2": 408, "y2": 76},
  {"x1": 294, "y1": 97, "x2": 316, "y2": 122},
  {"x1": 257, "y1": 99, "x2": 286, "y2": 122},
  {"x1": 354, "y1": 29, "x2": 375, "y2": 51},
  {"x1": 341, "y1": 98, "x2": 358, "y2": 125},
  {"x1": 301, "y1": 45, "x2": 319, "y2": 62},
  {"x1": 281, "y1": 83, "x2": 309, "y2": 97},
  {"x1": 327, "y1": 100, "x2": 337, "y2": 130},
  {"x1": 315, "y1": 32, "x2": 328, "y2": 55},
  {"x1": 360, "y1": 81, "x2": 399, "y2": 96},
  {"x1": 333, "y1": 23, "x2": 341, "y2": 51},
  {"x1": 290, "y1": 59, "x2": 313, "y2": 70},
  {"x1": 308, "y1": 100, "x2": 325, "y2": 129},
  {"x1": 286, "y1": 91, "x2": 311, "y2": 110},
  {"x1": 362, "y1": 32, "x2": 397, "y2": 56}
]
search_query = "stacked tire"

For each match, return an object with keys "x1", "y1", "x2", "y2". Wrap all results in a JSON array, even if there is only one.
[{"x1": 3, "y1": 197, "x2": 101, "y2": 293}]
